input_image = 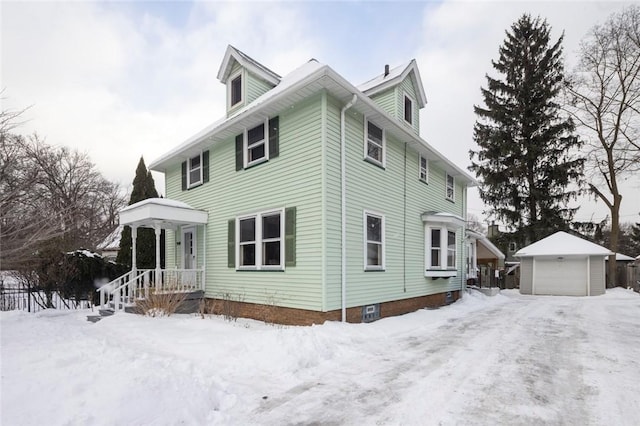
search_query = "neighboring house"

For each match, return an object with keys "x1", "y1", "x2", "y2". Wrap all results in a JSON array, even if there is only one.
[
  {"x1": 97, "y1": 227, "x2": 121, "y2": 261},
  {"x1": 466, "y1": 230, "x2": 505, "y2": 287},
  {"x1": 108, "y1": 46, "x2": 477, "y2": 325},
  {"x1": 515, "y1": 231, "x2": 612, "y2": 296}
]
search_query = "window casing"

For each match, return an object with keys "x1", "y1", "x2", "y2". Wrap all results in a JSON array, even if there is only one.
[
  {"x1": 403, "y1": 93, "x2": 413, "y2": 125},
  {"x1": 245, "y1": 120, "x2": 268, "y2": 167},
  {"x1": 425, "y1": 226, "x2": 458, "y2": 277},
  {"x1": 236, "y1": 209, "x2": 284, "y2": 270},
  {"x1": 229, "y1": 71, "x2": 243, "y2": 108},
  {"x1": 364, "y1": 120, "x2": 385, "y2": 167},
  {"x1": 364, "y1": 211, "x2": 385, "y2": 270},
  {"x1": 446, "y1": 173, "x2": 455, "y2": 201},
  {"x1": 419, "y1": 155, "x2": 428, "y2": 182},
  {"x1": 187, "y1": 153, "x2": 203, "y2": 188}
]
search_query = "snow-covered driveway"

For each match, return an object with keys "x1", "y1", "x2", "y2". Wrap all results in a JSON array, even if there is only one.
[{"x1": 2, "y1": 289, "x2": 639, "y2": 425}]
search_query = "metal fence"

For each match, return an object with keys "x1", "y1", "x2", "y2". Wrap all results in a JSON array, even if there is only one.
[{"x1": 0, "y1": 287, "x2": 92, "y2": 313}]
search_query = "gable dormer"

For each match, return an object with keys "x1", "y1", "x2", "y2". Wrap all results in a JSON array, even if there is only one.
[
  {"x1": 217, "y1": 45, "x2": 281, "y2": 116},
  {"x1": 358, "y1": 59, "x2": 427, "y2": 135}
]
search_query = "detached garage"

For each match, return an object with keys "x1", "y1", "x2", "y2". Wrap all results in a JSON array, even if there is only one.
[{"x1": 515, "y1": 231, "x2": 612, "y2": 296}]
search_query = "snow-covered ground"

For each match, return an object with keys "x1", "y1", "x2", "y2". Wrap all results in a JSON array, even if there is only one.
[{"x1": 2, "y1": 289, "x2": 639, "y2": 425}]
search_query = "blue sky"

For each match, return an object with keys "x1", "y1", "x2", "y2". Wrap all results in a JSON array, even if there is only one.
[{"x1": 3, "y1": 1, "x2": 638, "y2": 226}]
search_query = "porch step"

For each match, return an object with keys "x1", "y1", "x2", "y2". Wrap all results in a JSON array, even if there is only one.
[{"x1": 87, "y1": 308, "x2": 115, "y2": 323}]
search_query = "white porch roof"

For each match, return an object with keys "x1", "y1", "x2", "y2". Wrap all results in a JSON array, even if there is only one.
[{"x1": 119, "y1": 198, "x2": 207, "y2": 230}]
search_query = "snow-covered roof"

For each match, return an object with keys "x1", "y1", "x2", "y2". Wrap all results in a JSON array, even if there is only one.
[
  {"x1": 467, "y1": 229, "x2": 505, "y2": 260},
  {"x1": 606, "y1": 253, "x2": 635, "y2": 262},
  {"x1": 119, "y1": 198, "x2": 207, "y2": 229},
  {"x1": 421, "y1": 211, "x2": 466, "y2": 227},
  {"x1": 514, "y1": 231, "x2": 613, "y2": 257},
  {"x1": 149, "y1": 50, "x2": 476, "y2": 186},
  {"x1": 217, "y1": 45, "x2": 281, "y2": 85},
  {"x1": 357, "y1": 59, "x2": 427, "y2": 108}
]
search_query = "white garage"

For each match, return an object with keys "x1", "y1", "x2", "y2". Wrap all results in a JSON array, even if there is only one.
[{"x1": 515, "y1": 231, "x2": 612, "y2": 296}]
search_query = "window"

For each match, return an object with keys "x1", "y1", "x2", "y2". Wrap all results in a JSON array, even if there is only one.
[
  {"x1": 364, "y1": 211, "x2": 385, "y2": 270},
  {"x1": 236, "y1": 210, "x2": 284, "y2": 270},
  {"x1": 365, "y1": 120, "x2": 385, "y2": 166},
  {"x1": 419, "y1": 155, "x2": 428, "y2": 182},
  {"x1": 447, "y1": 231, "x2": 456, "y2": 268},
  {"x1": 188, "y1": 153, "x2": 202, "y2": 188},
  {"x1": 404, "y1": 93, "x2": 413, "y2": 124},
  {"x1": 181, "y1": 151, "x2": 209, "y2": 190},
  {"x1": 230, "y1": 72, "x2": 242, "y2": 108},
  {"x1": 426, "y1": 226, "x2": 458, "y2": 273},
  {"x1": 235, "y1": 117, "x2": 279, "y2": 171},
  {"x1": 446, "y1": 173, "x2": 455, "y2": 201},
  {"x1": 246, "y1": 122, "x2": 266, "y2": 166},
  {"x1": 430, "y1": 228, "x2": 441, "y2": 268}
]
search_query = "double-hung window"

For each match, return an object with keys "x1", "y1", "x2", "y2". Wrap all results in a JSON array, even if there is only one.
[
  {"x1": 364, "y1": 211, "x2": 385, "y2": 270},
  {"x1": 237, "y1": 209, "x2": 284, "y2": 270},
  {"x1": 188, "y1": 153, "x2": 203, "y2": 188},
  {"x1": 365, "y1": 120, "x2": 385, "y2": 167},
  {"x1": 446, "y1": 173, "x2": 455, "y2": 201},
  {"x1": 246, "y1": 122, "x2": 267, "y2": 167},
  {"x1": 419, "y1": 155, "x2": 428, "y2": 182}
]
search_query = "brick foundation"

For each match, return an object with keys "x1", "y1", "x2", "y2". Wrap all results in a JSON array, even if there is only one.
[{"x1": 202, "y1": 290, "x2": 460, "y2": 326}]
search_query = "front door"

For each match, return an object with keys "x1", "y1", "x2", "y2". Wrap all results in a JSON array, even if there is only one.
[{"x1": 182, "y1": 227, "x2": 196, "y2": 269}]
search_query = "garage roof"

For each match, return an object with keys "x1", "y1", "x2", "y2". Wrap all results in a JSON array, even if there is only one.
[{"x1": 515, "y1": 231, "x2": 613, "y2": 257}]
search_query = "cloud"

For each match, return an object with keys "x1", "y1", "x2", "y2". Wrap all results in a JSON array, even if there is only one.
[{"x1": 2, "y1": 1, "x2": 320, "y2": 191}]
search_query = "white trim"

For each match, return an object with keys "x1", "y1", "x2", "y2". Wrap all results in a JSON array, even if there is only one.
[
  {"x1": 187, "y1": 151, "x2": 203, "y2": 188},
  {"x1": 363, "y1": 119, "x2": 386, "y2": 167},
  {"x1": 532, "y1": 258, "x2": 537, "y2": 294},
  {"x1": 586, "y1": 256, "x2": 591, "y2": 296},
  {"x1": 403, "y1": 91, "x2": 415, "y2": 126},
  {"x1": 424, "y1": 225, "x2": 458, "y2": 276},
  {"x1": 227, "y1": 69, "x2": 244, "y2": 110},
  {"x1": 445, "y1": 173, "x2": 455, "y2": 201},
  {"x1": 419, "y1": 154, "x2": 428, "y2": 183},
  {"x1": 235, "y1": 208, "x2": 285, "y2": 271},
  {"x1": 243, "y1": 118, "x2": 269, "y2": 168},
  {"x1": 363, "y1": 210, "x2": 385, "y2": 271}
]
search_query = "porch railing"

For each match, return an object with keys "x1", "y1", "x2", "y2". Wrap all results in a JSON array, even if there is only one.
[{"x1": 97, "y1": 269, "x2": 204, "y2": 313}]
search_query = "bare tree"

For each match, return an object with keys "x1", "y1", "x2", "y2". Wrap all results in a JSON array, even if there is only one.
[
  {"x1": 564, "y1": 5, "x2": 640, "y2": 286},
  {"x1": 0, "y1": 109, "x2": 126, "y2": 270}
]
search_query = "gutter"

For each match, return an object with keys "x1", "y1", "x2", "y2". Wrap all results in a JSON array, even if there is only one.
[{"x1": 341, "y1": 94, "x2": 357, "y2": 323}]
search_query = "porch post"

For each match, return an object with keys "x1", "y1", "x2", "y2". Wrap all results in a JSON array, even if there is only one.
[
  {"x1": 131, "y1": 225, "x2": 138, "y2": 277},
  {"x1": 155, "y1": 225, "x2": 162, "y2": 291}
]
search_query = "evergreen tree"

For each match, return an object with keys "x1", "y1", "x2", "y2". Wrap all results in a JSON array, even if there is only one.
[
  {"x1": 629, "y1": 223, "x2": 640, "y2": 256},
  {"x1": 470, "y1": 14, "x2": 584, "y2": 245},
  {"x1": 116, "y1": 157, "x2": 163, "y2": 269}
]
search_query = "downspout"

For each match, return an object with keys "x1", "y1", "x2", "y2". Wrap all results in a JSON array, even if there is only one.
[{"x1": 341, "y1": 94, "x2": 357, "y2": 323}]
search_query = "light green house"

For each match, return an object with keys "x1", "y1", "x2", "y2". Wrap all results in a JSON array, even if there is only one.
[{"x1": 112, "y1": 46, "x2": 477, "y2": 324}]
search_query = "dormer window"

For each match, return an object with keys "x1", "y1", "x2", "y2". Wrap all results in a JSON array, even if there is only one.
[
  {"x1": 229, "y1": 71, "x2": 243, "y2": 108},
  {"x1": 404, "y1": 93, "x2": 413, "y2": 125}
]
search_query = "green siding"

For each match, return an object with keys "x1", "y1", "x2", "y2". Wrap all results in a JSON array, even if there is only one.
[
  {"x1": 246, "y1": 71, "x2": 274, "y2": 104},
  {"x1": 323, "y1": 93, "x2": 465, "y2": 310},
  {"x1": 399, "y1": 76, "x2": 420, "y2": 134},
  {"x1": 166, "y1": 94, "x2": 324, "y2": 311},
  {"x1": 369, "y1": 88, "x2": 396, "y2": 118}
]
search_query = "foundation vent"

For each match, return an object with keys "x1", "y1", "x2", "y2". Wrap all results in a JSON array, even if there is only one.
[{"x1": 362, "y1": 304, "x2": 380, "y2": 322}]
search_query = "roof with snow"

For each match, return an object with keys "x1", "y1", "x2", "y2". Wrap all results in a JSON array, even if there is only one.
[
  {"x1": 216, "y1": 45, "x2": 281, "y2": 85},
  {"x1": 467, "y1": 229, "x2": 505, "y2": 260},
  {"x1": 357, "y1": 59, "x2": 427, "y2": 108},
  {"x1": 607, "y1": 253, "x2": 635, "y2": 262},
  {"x1": 119, "y1": 198, "x2": 207, "y2": 230},
  {"x1": 149, "y1": 48, "x2": 476, "y2": 186},
  {"x1": 514, "y1": 231, "x2": 613, "y2": 257}
]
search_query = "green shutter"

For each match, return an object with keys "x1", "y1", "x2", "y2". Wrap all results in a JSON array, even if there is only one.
[
  {"x1": 269, "y1": 116, "x2": 279, "y2": 159},
  {"x1": 285, "y1": 207, "x2": 296, "y2": 267},
  {"x1": 181, "y1": 161, "x2": 187, "y2": 190},
  {"x1": 235, "y1": 134, "x2": 243, "y2": 171},
  {"x1": 203, "y1": 150, "x2": 210, "y2": 183},
  {"x1": 228, "y1": 219, "x2": 235, "y2": 268}
]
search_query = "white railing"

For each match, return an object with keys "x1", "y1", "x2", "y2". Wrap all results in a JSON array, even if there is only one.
[{"x1": 97, "y1": 269, "x2": 204, "y2": 313}]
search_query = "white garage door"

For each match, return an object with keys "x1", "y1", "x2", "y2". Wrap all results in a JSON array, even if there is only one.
[{"x1": 534, "y1": 257, "x2": 588, "y2": 296}]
